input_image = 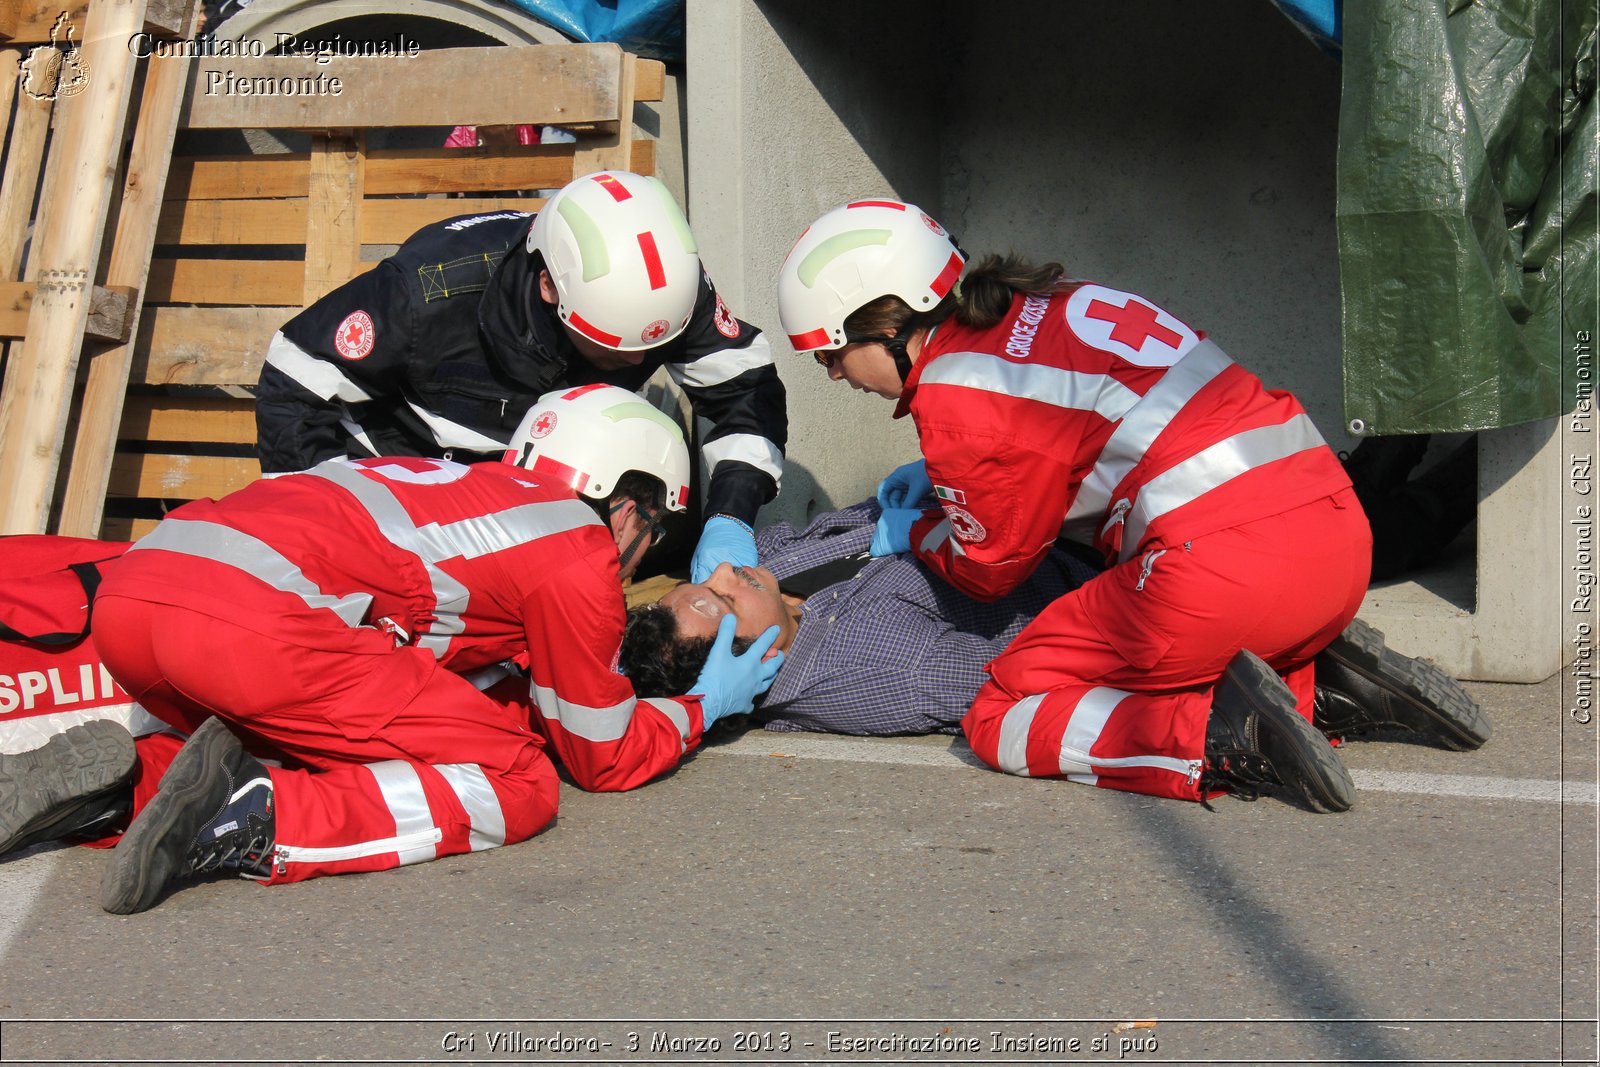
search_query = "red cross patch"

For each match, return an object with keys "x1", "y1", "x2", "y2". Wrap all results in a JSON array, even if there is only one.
[
  {"x1": 641, "y1": 319, "x2": 670, "y2": 344},
  {"x1": 333, "y1": 311, "x2": 376, "y2": 361},
  {"x1": 944, "y1": 505, "x2": 987, "y2": 544},
  {"x1": 1064, "y1": 285, "x2": 1196, "y2": 367},
  {"x1": 713, "y1": 293, "x2": 740, "y2": 338},
  {"x1": 530, "y1": 411, "x2": 557, "y2": 439}
]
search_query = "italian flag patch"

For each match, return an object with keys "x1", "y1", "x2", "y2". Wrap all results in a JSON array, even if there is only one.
[{"x1": 934, "y1": 485, "x2": 966, "y2": 505}]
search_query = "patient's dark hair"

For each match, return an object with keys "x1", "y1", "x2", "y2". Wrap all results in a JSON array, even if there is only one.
[{"x1": 620, "y1": 602, "x2": 753, "y2": 698}]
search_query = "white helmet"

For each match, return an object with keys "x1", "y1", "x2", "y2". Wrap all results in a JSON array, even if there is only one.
[
  {"x1": 504, "y1": 384, "x2": 691, "y2": 512},
  {"x1": 526, "y1": 170, "x2": 701, "y2": 352},
  {"x1": 776, "y1": 198, "x2": 966, "y2": 353}
]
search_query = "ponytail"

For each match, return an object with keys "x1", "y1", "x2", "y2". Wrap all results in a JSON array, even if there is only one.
[{"x1": 952, "y1": 254, "x2": 1070, "y2": 330}]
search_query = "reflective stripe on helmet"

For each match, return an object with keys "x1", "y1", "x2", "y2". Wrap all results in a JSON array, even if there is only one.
[
  {"x1": 788, "y1": 327, "x2": 832, "y2": 351},
  {"x1": 591, "y1": 173, "x2": 633, "y2": 201},
  {"x1": 532, "y1": 452, "x2": 591, "y2": 495},
  {"x1": 636, "y1": 231, "x2": 667, "y2": 290},
  {"x1": 931, "y1": 251, "x2": 964, "y2": 298},
  {"x1": 556, "y1": 196, "x2": 611, "y2": 282},
  {"x1": 568, "y1": 311, "x2": 622, "y2": 347},
  {"x1": 797, "y1": 229, "x2": 892, "y2": 287}
]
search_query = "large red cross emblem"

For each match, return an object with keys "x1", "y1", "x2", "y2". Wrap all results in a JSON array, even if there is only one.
[{"x1": 1084, "y1": 297, "x2": 1183, "y2": 350}]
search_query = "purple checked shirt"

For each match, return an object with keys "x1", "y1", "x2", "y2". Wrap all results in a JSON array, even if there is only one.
[{"x1": 754, "y1": 500, "x2": 1097, "y2": 735}]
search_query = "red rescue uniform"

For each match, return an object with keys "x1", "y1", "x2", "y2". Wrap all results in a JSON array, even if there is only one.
[
  {"x1": 900, "y1": 284, "x2": 1370, "y2": 801},
  {"x1": 94, "y1": 457, "x2": 706, "y2": 882}
]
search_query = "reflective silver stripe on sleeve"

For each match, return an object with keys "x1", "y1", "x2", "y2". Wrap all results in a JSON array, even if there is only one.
[
  {"x1": 402, "y1": 397, "x2": 512, "y2": 452},
  {"x1": 918, "y1": 351, "x2": 1141, "y2": 422},
  {"x1": 916, "y1": 516, "x2": 966, "y2": 559},
  {"x1": 310, "y1": 461, "x2": 598, "y2": 660},
  {"x1": 434, "y1": 763, "x2": 508, "y2": 851},
  {"x1": 642, "y1": 697, "x2": 692, "y2": 744},
  {"x1": 1117, "y1": 412, "x2": 1328, "y2": 562},
  {"x1": 995, "y1": 693, "x2": 1044, "y2": 776},
  {"x1": 128, "y1": 518, "x2": 374, "y2": 627},
  {"x1": 701, "y1": 433, "x2": 784, "y2": 484},
  {"x1": 531, "y1": 682, "x2": 638, "y2": 743},
  {"x1": 265, "y1": 331, "x2": 374, "y2": 403},
  {"x1": 366, "y1": 760, "x2": 440, "y2": 866},
  {"x1": 1063, "y1": 340, "x2": 1234, "y2": 540},
  {"x1": 670, "y1": 333, "x2": 774, "y2": 389}
]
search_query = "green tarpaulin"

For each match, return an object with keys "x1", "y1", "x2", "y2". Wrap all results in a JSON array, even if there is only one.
[{"x1": 1337, "y1": 0, "x2": 1597, "y2": 434}]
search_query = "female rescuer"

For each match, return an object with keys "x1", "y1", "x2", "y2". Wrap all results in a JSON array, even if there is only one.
[{"x1": 776, "y1": 199, "x2": 1373, "y2": 812}]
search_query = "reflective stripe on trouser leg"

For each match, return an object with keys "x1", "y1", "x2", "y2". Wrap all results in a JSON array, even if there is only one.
[
  {"x1": 264, "y1": 751, "x2": 559, "y2": 884},
  {"x1": 963, "y1": 681, "x2": 1213, "y2": 802}
]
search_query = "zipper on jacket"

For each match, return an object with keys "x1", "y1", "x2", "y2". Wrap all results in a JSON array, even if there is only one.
[{"x1": 1100, "y1": 498, "x2": 1132, "y2": 539}]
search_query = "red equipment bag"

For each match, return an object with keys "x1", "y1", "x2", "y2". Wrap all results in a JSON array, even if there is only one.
[{"x1": 0, "y1": 535, "x2": 166, "y2": 754}]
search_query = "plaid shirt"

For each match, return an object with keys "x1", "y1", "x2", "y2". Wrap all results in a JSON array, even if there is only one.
[{"x1": 755, "y1": 500, "x2": 1097, "y2": 735}]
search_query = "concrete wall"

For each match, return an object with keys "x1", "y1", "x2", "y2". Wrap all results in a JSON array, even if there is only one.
[
  {"x1": 687, "y1": 0, "x2": 947, "y2": 528},
  {"x1": 690, "y1": 0, "x2": 1347, "y2": 532}
]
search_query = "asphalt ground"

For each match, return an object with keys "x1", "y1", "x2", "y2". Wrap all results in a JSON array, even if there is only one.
[{"x1": 0, "y1": 671, "x2": 1594, "y2": 1066}]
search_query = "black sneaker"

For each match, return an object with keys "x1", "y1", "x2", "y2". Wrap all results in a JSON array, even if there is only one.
[
  {"x1": 100, "y1": 717, "x2": 275, "y2": 915},
  {"x1": 1314, "y1": 618, "x2": 1490, "y2": 751},
  {"x1": 1201, "y1": 650, "x2": 1355, "y2": 814},
  {"x1": 1, "y1": 721, "x2": 135, "y2": 857}
]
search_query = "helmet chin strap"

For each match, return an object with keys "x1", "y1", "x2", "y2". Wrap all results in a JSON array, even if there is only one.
[
  {"x1": 609, "y1": 499, "x2": 654, "y2": 573},
  {"x1": 883, "y1": 333, "x2": 914, "y2": 384}
]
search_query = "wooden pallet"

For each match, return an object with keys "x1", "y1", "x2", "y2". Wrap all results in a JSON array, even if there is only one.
[
  {"x1": 5, "y1": 38, "x2": 661, "y2": 539},
  {"x1": 0, "y1": 0, "x2": 198, "y2": 535}
]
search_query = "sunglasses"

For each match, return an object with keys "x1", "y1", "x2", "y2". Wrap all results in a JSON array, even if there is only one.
[{"x1": 813, "y1": 335, "x2": 895, "y2": 370}]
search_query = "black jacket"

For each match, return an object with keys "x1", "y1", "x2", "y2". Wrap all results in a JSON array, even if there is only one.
[{"x1": 256, "y1": 211, "x2": 787, "y2": 523}]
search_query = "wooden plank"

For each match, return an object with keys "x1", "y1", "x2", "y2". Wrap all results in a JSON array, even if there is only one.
[
  {"x1": 164, "y1": 153, "x2": 311, "y2": 201},
  {"x1": 574, "y1": 45, "x2": 638, "y2": 175},
  {"x1": 632, "y1": 57, "x2": 664, "y2": 103},
  {"x1": 361, "y1": 198, "x2": 540, "y2": 245},
  {"x1": 0, "y1": 2, "x2": 20, "y2": 42},
  {"x1": 0, "y1": 48, "x2": 19, "y2": 142},
  {"x1": 56, "y1": 43, "x2": 194, "y2": 537},
  {"x1": 106, "y1": 450, "x2": 258, "y2": 500},
  {"x1": 0, "y1": 0, "x2": 149, "y2": 534},
  {"x1": 7, "y1": 0, "x2": 186, "y2": 44},
  {"x1": 132, "y1": 305, "x2": 286, "y2": 385},
  {"x1": 101, "y1": 514, "x2": 155, "y2": 539},
  {"x1": 0, "y1": 281, "x2": 130, "y2": 338},
  {"x1": 303, "y1": 131, "x2": 364, "y2": 304},
  {"x1": 365, "y1": 148, "x2": 583, "y2": 196},
  {"x1": 146, "y1": 257, "x2": 303, "y2": 305},
  {"x1": 167, "y1": 147, "x2": 590, "y2": 201},
  {"x1": 157, "y1": 197, "x2": 306, "y2": 244},
  {"x1": 0, "y1": 64, "x2": 52, "y2": 276},
  {"x1": 183, "y1": 44, "x2": 627, "y2": 131},
  {"x1": 118, "y1": 394, "x2": 255, "y2": 443}
]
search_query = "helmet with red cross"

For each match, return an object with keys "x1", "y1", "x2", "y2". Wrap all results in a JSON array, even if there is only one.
[
  {"x1": 504, "y1": 384, "x2": 691, "y2": 512},
  {"x1": 776, "y1": 199, "x2": 966, "y2": 354},
  {"x1": 526, "y1": 170, "x2": 702, "y2": 352}
]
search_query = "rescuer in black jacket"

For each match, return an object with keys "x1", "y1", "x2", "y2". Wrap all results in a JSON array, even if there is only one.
[{"x1": 255, "y1": 170, "x2": 787, "y2": 580}]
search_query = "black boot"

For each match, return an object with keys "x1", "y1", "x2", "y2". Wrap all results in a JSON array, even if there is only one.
[
  {"x1": 1, "y1": 720, "x2": 136, "y2": 857},
  {"x1": 1201, "y1": 650, "x2": 1355, "y2": 813},
  {"x1": 1314, "y1": 618, "x2": 1490, "y2": 751},
  {"x1": 101, "y1": 718, "x2": 275, "y2": 914}
]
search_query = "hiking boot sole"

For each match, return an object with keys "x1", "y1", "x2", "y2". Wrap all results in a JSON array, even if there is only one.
[
  {"x1": 0, "y1": 721, "x2": 135, "y2": 857},
  {"x1": 1318, "y1": 619, "x2": 1490, "y2": 751},
  {"x1": 101, "y1": 718, "x2": 236, "y2": 915},
  {"x1": 1230, "y1": 651, "x2": 1355, "y2": 814}
]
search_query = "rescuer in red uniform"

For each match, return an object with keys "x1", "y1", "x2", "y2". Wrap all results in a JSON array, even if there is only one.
[
  {"x1": 777, "y1": 199, "x2": 1487, "y2": 812},
  {"x1": 91, "y1": 384, "x2": 781, "y2": 913}
]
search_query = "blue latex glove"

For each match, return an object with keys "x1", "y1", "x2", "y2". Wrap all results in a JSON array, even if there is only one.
[
  {"x1": 877, "y1": 459, "x2": 932, "y2": 510},
  {"x1": 690, "y1": 515, "x2": 758, "y2": 583},
  {"x1": 691, "y1": 615, "x2": 784, "y2": 728},
  {"x1": 869, "y1": 507, "x2": 920, "y2": 557}
]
